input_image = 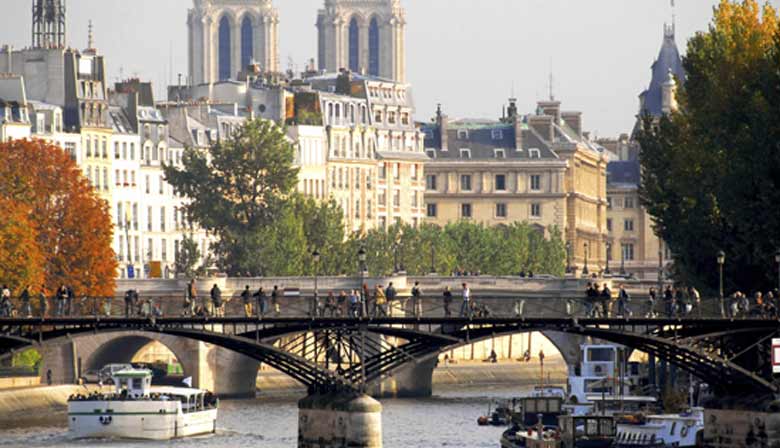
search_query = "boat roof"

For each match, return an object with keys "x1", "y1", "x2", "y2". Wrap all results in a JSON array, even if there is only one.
[
  {"x1": 150, "y1": 386, "x2": 207, "y2": 397},
  {"x1": 113, "y1": 369, "x2": 153, "y2": 378},
  {"x1": 587, "y1": 395, "x2": 657, "y2": 402}
]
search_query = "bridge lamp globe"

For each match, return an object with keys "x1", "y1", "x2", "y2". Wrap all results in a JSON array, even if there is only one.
[
  {"x1": 358, "y1": 247, "x2": 367, "y2": 263},
  {"x1": 312, "y1": 249, "x2": 321, "y2": 264},
  {"x1": 774, "y1": 249, "x2": 780, "y2": 265},
  {"x1": 717, "y1": 250, "x2": 725, "y2": 266}
]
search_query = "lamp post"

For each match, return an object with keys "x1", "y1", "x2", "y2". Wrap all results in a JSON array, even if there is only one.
[
  {"x1": 565, "y1": 242, "x2": 572, "y2": 274},
  {"x1": 430, "y1": 243, "x2": 436, "y2": 275},
  {"x1": 398, "y1": 228, "x2": 406, "y2": 273},
  {"x1": 774, "y1": 249, "x2": 780, "y2": 297},
  {"x1": 717, "y1": 250, "x2": 725, "y2": 317},
  {"x1": 620, "y1": 244, "x2": 626, "y2": 276},
  {"x1": 583, "y1": 242, "x2": 589, "y2": 276},
  {"x1": 604, "y1": 242, "x2": 612, "y2": 275},
  {"x1": 312, "y1": 249, "x2": 320, "y2": 317},
  {"x1": 358, "y1": 246, "x2": 367, "y2": 318}
]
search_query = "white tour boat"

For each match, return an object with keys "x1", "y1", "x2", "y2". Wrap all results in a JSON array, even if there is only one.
[
  {"x1": 68, "y1": 368, "x2": 218, "y2": 440},
  {"x1": 613, "y1": 407, "x2": 704, "y2": 447}
]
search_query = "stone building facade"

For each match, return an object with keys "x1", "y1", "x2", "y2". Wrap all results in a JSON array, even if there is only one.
[
  {"x1": 317, "y1": 0, "x2": 406, "y2": 82},
  {"x1": 422, "y1": 98, "x2": 609, "y2": 272},
  {"x1": 187, "y1": 0, "x2": 280, "y2": 84}
]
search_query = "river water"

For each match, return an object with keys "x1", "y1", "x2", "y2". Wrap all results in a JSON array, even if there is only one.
[{"x1": 0, "y1": 386, "x2": 526, "y2": 448}]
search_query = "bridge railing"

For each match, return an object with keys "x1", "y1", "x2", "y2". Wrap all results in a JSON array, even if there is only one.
[{"x1": 0, "y1": 292, "x2": 768, "y2": 320}]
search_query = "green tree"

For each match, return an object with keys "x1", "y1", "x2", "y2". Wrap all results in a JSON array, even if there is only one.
[
  {"x1": 174, "y1": 234, "x2": 201, "y2": 278},
  {"x1": 164, "y1": 119, "x2": 299, "y2": 276},
  {"x1": 638, "y1": 0, "x2": 780, "y2": 293}
]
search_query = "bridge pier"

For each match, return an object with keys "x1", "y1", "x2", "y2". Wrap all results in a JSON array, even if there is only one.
[{"x1": 298, "y1": 392, "x2": 382, "y2": 448}]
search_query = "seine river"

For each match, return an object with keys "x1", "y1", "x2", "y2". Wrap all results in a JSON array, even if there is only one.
[{"x1": 0, "y1": 386, "x2": 523, "y2": 448}]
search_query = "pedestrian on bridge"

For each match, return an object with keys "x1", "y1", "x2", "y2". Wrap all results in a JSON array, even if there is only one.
[
  {"x1": 254, "y1": 287, "x2": 267, "y2": 316},
  {"x1": 348, "y1": 290, "x2": 360, "y2": 318},
  {"x1": 210, "y1": 284, "x2": 223, "y2": 317},
  {"x1": 373, "y1": 284, "x2": 387, "y2": 317},
  {"x1": 385, "y1": 283, "x2": 397, "y2": 316},
  {"x1": 20, "y1": 285, "x2": 32, "y2": 317},
  {"x1": 411, "y1": 281, "x2": 423, "y2": 319},
  {"x1": 56, "y1": 285, "x2": 68, "y2": 317},
  {"x1": 617, "y1": 284, "x2": 632, "y2": 318},
  {"x1": 0, "y1": 285, "x2": 11, "y2": 317},
  {"x1": 38, "y1": 286, "x2": 48, "y2": 318},
  {"x1": 124, "y1": 290, "x2": 134, "y2": 317},
  {"x1": 337, "y1": 291, "x2": 347, "y2": 316},
  {"x1": 663, "y1": 285, "x2": 675, "y2": 318},
  {"x1": 460, "y1": 283, "x2": 471, "y2": 317},
  {"x1": 184, "y1": 280, "x2": 196, "y2": 316},
  {"x1": 241, "y1": 285, "x2": 252, "y2": 317},
  {"x1": 599, "y1": 283, "x2": 612, "y2": 318},
  {"x1": 584, "y1": 282, "x2": 596, "y2": 317},
  {"x1": 647, "y1": 287, "x2": 658, "y2": 318},
  {"x1": 271, "y1": 286, "x2": 281, "y2": 316},
  {"x1": 65, "y1": 285, "x2": 74, "y2": 316},
  {"x1": 442, "y1": 286, "x2": 453, "y2": 317}
]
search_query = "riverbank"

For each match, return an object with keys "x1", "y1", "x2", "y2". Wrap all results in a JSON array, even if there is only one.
[
  {"x1": 256, "y1": 358, "x2": 568, "y2": 394},
  {"x1": 0, "y1": 384, "x2": 107, "y2": 425}
]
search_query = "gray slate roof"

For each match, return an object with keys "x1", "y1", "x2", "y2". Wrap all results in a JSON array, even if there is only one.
[
  {"x1": 607, "y1": 160, "x2": 641, "y2": 186},
  {"x1": 641, "y1": 28, "x2": 685, "y2": 117}
]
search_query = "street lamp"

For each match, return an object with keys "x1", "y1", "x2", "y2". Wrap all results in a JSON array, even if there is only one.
[
  {"x1": 430, "y1": 244, "x2": 436, "y2": 275},
  {"x1": 604, "y1": 242, "x2": 612, "y2": 275},
  {"x1": 583, "y1": 242, "x2": 589, "y2": 276},
  {"x1": 358, "y1": 246, "x2": 367, "y2": 318},
  {"x1": 565, "y1": 242, "x2": 572, "y2": 274},
  {"x1": 620, "y1": 244, "x2": 626, "y2": 276},
  {"x1": 717, "y1": 250, "x2": 725, "y2": 317},
  {"x1": 312, "y1": 249, "x2": 320, "y2": 317}
]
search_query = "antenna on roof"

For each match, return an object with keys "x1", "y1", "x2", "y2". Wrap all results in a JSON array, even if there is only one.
[
  {"x1": 87, "y1": 19, "x2": 94, "y2": 50},
  {"x1": 548, "y1": 59, "x2": 555, "y2": 101}
]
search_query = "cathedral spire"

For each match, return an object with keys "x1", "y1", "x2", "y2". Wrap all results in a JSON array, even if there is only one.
[{"x1": 87, "y1": 19, "x2": 94, "y2": 50}]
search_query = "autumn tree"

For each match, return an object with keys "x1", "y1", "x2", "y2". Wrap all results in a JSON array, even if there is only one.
[
  {"x1": 0, "y1": 140, "x2": 116, "y2": 296},
  {"x1": 638, "y1": 0, "x2": 780, "y2": 293},
  {"x1": 0, "y1": 198, "x2": 44, "y2": 295}
]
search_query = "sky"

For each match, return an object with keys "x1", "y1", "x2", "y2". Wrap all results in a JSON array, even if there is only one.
[{"x1": 3, "y1": 0, "x2": 778, "y2": 137}]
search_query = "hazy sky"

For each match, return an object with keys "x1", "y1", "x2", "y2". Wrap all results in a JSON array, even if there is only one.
[{"x1": 4, "y1": 0, "x2": 777, "y2": 136}]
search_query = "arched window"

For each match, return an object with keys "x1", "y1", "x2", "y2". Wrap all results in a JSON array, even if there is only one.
[
  {"x1": 349, "y1": 17, "x2": 360, "y2": 72},
  {"x1": 241, "y1": 16, "x2": 253, "y2": 71},
  {"x1": 369, "y1": 17, "x2": 380, "y2": 76},
  {"x1": 218, "y1": 16, "x2": 232, "y2": 80}
]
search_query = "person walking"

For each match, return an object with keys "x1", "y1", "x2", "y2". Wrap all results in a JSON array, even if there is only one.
[
  {"x1": 442, "y1": 286, "x2": 453, "y2": 317},
  {"x1": 663, "y1": 285, "x2": 675, "y2": 318},
  {"x1": 124, "y1": 290, "x2": 134, "y2": 317},
  {"x1": 337, "y1": 291, "x2": 347, "y2": 316},
  {"x1": 241, "y1": 285, "x2": 252, "y2": 317},
  {"x1": 584, "y1": 282, "x2": 596, "y2": 317},
  {"x1": 271, "y1": 286, "x2": 281, "y2": 316},
  {"x1": 348, "y1": 290, "x2": 359, "y2": 318},
  {"x1": 617, "y1": 284, "x2": 632, "y2": 318},
  {"x1": 688, "y1": 286, "x2": 701, "y2": 317},
  {"x1": 0, "y1": 286, "x2": 11, "y2": 317},
  {"x1": 373, "y1": 284, "x2": 387, "y2": 317},
  {"x1": 210, "y1": 284, "x2": 222, "y2": 317},
  {"x1": 55, "y1": 285, "x2": 67, "y2": 317},
  {"x1": 65, "y1": 285, "x2": 74, "y2": 316},
  {"x1": 38, "y1": 286, "x2": 49, "y2": 318},
  {"x1": 411, "y1": 281, "x2": 423, "y2": 318},
  {"x1": 647, "y1": 287, "x2": 658, "y2": 318},
  {"x1": 385, "y1": 282, "x2": 397, "y2": 316},
  {"x1": 361, "y1": 283, "x2": 370, "y2": 318},
  {"x1": 599, "y1": 283, "x2": 612, "y2": 318},
  {"x1": 460, "y1": 283, "x2": 471, "y2": 317},
  {"x1": 253, "y1": 287, "x2": 267, "y2": 317},
  {"x1": 19, "y1": 286, "x2": 32, "y2": 318},
  {"x1": 184, "y1": 280, "x2": 197, "y2": 316}
]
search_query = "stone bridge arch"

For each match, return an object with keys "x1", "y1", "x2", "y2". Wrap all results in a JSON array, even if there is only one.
[{"x1": 38, "y1": 330, "x2": 260, "y2": 398}]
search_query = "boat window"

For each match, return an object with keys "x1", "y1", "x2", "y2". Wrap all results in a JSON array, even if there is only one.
[
  {"x1": 670, "y1": 422, "x2": 677, "y2": 435},
  {"x1": 587, "y1": 347, "x2": 615, "y2": 362},
  {"x1": 132, "y1": 378, "x2": 143, "y2": 389}
]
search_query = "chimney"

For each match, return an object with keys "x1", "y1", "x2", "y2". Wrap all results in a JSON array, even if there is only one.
[
  {"x1": 561, "y1": 111, "x2": 582, "y2": 137},
  {"x1": 662, "y1": 69, "x2": 678, "y2": 114},
  {"x1": 537, "y1": 100, "x2": 561, "y2": 122},
  {"x1": 436, "y1": 103, "x2": 448, "y2": 151},
  {"x1": 336, "y1": 69, "x2": 352, "y2": 95},
  {"x1": 513, "y1": 115, "x2": 523, "y2": 151},
  {"x1": 528, "y1": 115, "x2": 554, "y2": 143}
]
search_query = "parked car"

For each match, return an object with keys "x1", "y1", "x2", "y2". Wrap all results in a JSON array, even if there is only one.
[{"x1": 98, "y1": 363, "x2": 134, "y2": 383}]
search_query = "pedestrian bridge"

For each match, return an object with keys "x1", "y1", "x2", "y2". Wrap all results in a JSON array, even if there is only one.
[{"x1": 0, "y1": 314, "x2": 777, "y2": 397}]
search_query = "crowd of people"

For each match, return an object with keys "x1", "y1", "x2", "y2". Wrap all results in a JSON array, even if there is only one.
[{"x1": 0, "y1": 284, "x2": 79, "y2": 318}]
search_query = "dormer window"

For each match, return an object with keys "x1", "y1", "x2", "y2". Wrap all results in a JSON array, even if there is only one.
[
  {"x1": 494, "y1": 148, "x2": 506, "y2": 159},
  {"x1": 425, "y1": 149, "x2": 436, "y2": 159},
  {"x1": 491, "y1": 129, "x2": 504, "y2": 140},
  {"x1": 529, "y1": 148, "x2": 541, "y2": 159},
  {"x1": 460, "y1": 148, "x2": 471, "y2": 159},
  {"x1": 457, "y1": 129, "x2": 469, "y2": 140}
]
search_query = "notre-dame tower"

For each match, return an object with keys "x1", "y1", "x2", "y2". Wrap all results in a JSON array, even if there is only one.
[
  {"x1": 316, "y1": 0, "x2": 406, "y2": 82},
  {"x1": 188, "y1": 0, "x2": 279, "y2": 85},
  {"x1": 32, "y1": 0, "x2": 66, "y2": 49}
]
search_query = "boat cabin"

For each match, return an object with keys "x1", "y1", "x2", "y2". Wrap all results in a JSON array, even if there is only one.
[
  {"x1": 514, "y1": 396, "x2": 564, "y2": 427},
  {"x1": 112, "y1": 369, "x2": 153, "y2": 398},
  {"x1": 559, "y1": 415, "x2": 616, "y2": 448}
]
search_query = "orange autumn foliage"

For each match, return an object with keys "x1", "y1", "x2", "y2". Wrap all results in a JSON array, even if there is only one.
[
  {"x1": 0, "y1": 198, "x2": 44, "y2": 295},
  {"x1": 0, "y1": 139, "x2": 116, "y2": 296}
]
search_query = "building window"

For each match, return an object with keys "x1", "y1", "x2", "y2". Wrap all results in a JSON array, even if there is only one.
[
  {"x1": 427, "y1": 203, "x2": 437, "y2": 218},
  {"x1": 461, "y1": 203, "x2": 472, "y2": 219},
  {"x1": 529, "y1": 148, "x2": 541, "y2": 159},
  {"x1": 624, "y1": 219, "x2": 634, "y2": 232},
  {"x1": 494, "y1": 148, "x2": 506, "y2": 159},
  {"x1": 159, "y1": 176, "x2": 164, "y2": 194},
  {"x1": 411, "y1": 191, "x2": 418, "y2": 207},
  {"x1": 368, "y1": 17, "x2": 380, "y2": 76},
  {"x1": 496, "y1": 203, "x2": 507, "y2": 218},
  {"x1": 495, "y1": 174, "x2": 506, "y2": 191},
  {"x1": 393, "y1": 190, "x2": 400, "y2": 207},
  {"x1": 622, "y1": 243, "x2": 635, "y2": 261},
  {"x1": 607, "y1": 218, "x2": 613, "y2": 232},
  {"x1": 161, "y1": 238, "x2": 167, "y2": 262},
  {"x1": 114, "y1": 142, "x2": 120, "y2": 159},
  {"x1": 160, "y1": 207, "x2": 166, "y2": 232},
  {"x1": 625, "y1": 197, "x2": 635, "y2": 209},
  {"x1": 457, "y1": 129, "x2": 469, "y2": 140},
  {"x1": 607, "y1": 197, "x2": 613, "y2": 209},
  {"x1": 460, "y1": 148, "x2": 471, "y2": 159},
  {"x1": 426, "y1": 174, "x2": 437, "y2": 191},
  {"x1": 379, "y1": 164, "x2": 387, "y2": 179},
  {"x1": 460, "y1": 174, "x2": 472, "y2": 192},
  {"x1": 491, "y1": 129, "x2": 504, "y2": 140},
  {"x1": 530, "y1": 175, "x2": 541, "y2": 191},
  {"x1": 147, "y1": 238, "x2": 154, "y2": 261},
  {"x1": 355, "y1": 199, "x2": 360, "y2": 219},
  {"x1": 531, "y1": 203, "x2": 541, "y2": 218},
  {"x1": 379, "y1": 191, "x2": 386, "y2": 206},
  {"x1": 147, "y1": 206, "x2": 153, "y2": 231}
]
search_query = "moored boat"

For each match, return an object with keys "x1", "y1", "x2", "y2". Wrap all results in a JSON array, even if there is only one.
[
  {"x1": 68, "y1": 368, "x2": 218, "y2": 440},
  {"x1": 613, "y1": 407, "x2": 703, "y2": 447}
]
